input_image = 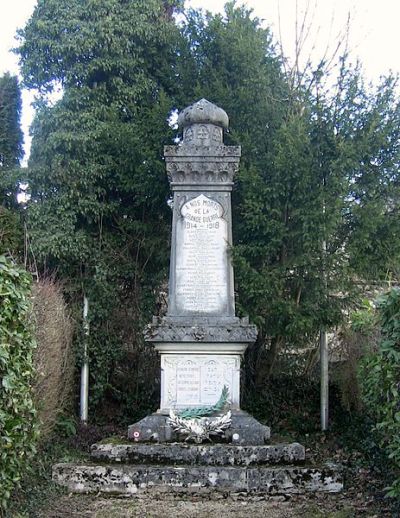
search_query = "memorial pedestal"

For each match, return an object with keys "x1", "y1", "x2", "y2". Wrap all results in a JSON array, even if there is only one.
[
  {"x1": 145, "y1": 315, "x2": 257, "y2": 414},
  {"x1": 159, "y1": 351, "x2": 242, "y2": 412},
  {"x1": 129, "y1": 318, "x2": 268, "y2": 446}
]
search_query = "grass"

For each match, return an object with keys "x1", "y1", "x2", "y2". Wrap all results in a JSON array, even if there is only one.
[{"x1": 6, "y1": 436, "x2": 88, "y2": 518}]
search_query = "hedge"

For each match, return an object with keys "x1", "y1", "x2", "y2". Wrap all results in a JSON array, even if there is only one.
[
  {"x1": 0, "y1": 256, "x2": 38, "y2": 511},
  {"x1": 360, "y1": 288, "x2": 400, "y2": 499}
]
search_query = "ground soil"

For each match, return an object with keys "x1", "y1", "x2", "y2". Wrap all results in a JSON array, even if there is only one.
[{"x1": 37, "y1": 491, "x2": 391, "y2": 518}]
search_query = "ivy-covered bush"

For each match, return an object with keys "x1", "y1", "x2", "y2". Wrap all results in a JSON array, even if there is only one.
[
  {"x1": 360, "y1": 288, "x2": 400, "y2": 498},
  {"x1": 0, "y1": 256, "x2": 38, "y2": 511}
]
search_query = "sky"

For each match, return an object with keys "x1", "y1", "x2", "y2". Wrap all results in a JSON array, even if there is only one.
[{"x1": 1, "y1": 0, "x2": 400, "y2": 163}]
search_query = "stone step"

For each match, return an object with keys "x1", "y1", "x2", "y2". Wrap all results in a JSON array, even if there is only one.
[
  {"x1": 53, "y1": 462, "x2": 343, "y2": 496},
  {"x1": 90, "y1": 442, "x2": 305, "y2": 466}
]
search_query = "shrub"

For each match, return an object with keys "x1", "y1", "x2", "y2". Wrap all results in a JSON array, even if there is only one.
[
  {"x1": 31, "y1": 278, "x2": 74, "y2": 438},
  {"x1": 0, "y1": 256, "x2": 38, "y2": 512},
  {"x1": 360, "y1": 288, "x2": 400, "y2": 498},
  {"x1": 336, "y1": 301, "x2": 380, "y2": 413}
]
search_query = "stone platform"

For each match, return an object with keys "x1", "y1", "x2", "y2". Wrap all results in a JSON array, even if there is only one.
[
  {"x1": 53, "y1": 441, "x2": 343, "y2": 496},
  {"x1": 53, "y1": 461, "x2": 343, "y2": 496},
  {"x1": 90, "y1": 441, "x2": 305, "y2": 465}
]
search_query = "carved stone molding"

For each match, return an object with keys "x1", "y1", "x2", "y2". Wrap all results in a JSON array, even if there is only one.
[
  {"x1": 164, "y1": 145, "x2": 241, "y2": 157},
  {"x1": 166, "y1": 160, "x2": 239, "y2": 187},
  {"x1": 144, "y1": 318, "x2": 258, "y2": 344}
]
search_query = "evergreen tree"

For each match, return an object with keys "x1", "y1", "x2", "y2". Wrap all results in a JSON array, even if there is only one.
[
  {"x1": 0, "y1": 73, "x2": 23, "y2": 172},
  {"x1": 180, "y1": 3, "x2": 400, "y2": 381},
  {"x1": 18, "y1": 0, "x2": 183, "y2": 416},
  {"x1": 0, "y1": 73, "x2": 24, "y2": 255},
  {"x1": 337, "y1": 73, "x2": 400, "y2": 281},
  {"x1": 18, "y1": 0, "x2": 400, "y2": 404},
  {"x1": 180, "y1": 3, "x2": 331, "y2": 379}
]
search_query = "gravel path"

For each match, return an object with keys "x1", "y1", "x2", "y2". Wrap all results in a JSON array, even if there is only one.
[{"x1": 37, "y1": 492, "x2": 384, "y2": 518}]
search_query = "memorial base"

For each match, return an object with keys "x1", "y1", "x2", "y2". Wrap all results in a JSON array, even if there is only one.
[
  {"x1": 136, "y1": 316, "x2": 265, "y2": 445},
  {"x1": 127, "y1": 410, "x2": 270, "y2": 446},
  {"x1": 53, "y1": 440, "x2": 343, "y2": 495},
  {"x1": 144, "y1": 316, "x2": 257, "y2": 412}
]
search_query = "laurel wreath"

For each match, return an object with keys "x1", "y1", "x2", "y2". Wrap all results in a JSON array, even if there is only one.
[
  {"x1": 168, "y1": 409, "x2": 232, "y2": 443},
  {"x1": 177, "y1": 385, "x2": 229, "y2": 419}
]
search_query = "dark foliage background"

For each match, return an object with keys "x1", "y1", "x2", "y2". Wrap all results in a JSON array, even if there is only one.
[{"x1": 12, "y1": 0, "x2": 400, "y2": 428}]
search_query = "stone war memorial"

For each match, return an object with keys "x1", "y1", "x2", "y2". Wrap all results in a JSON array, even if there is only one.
[{"x1": 53, "y1": 100, "x2": 343, "y2": 495}]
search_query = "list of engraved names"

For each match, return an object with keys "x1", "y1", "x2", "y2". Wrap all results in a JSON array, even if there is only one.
[
  {"x1": 175, "y1": 359, "x2": 227, "y2": 406},
  {"x1": 175, "y1": 194, "x2": 228, "y2": 314}
]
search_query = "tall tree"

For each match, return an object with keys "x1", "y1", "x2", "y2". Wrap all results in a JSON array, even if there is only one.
[
  {"x1": 0, "y1": 73, "x2": 24, "y2": 255},
  {"x1": 339, "y1": 74, "x2": 400, "y2": 281},
  {"x1": 179, "y1": 3, "x2": 332, "y2": 380},
  {"x1": 18, "y1": 0, "x2": 184, "y2": 416},
  {"x1": 0, "y1": 73, "x2": 23, "y2": 172},
  {"x1": 179, "y1": 3, "x2": 400, "y2": 382},
  {"x1": 18, "y1": 0, "x2": 400, "y2": 410}
]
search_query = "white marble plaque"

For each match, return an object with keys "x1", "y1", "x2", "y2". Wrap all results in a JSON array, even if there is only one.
[
  {"x1": 175, "y1": 194, "x2": 228, "y2": 315},
  {"x1": 160, "y1": 354, "x2": 240, "y2": 410}
]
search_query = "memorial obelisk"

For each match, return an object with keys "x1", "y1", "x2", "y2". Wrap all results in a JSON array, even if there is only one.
[
  {"x1": 53, "y1": 99, "x2": 342, "y2": 497},
  {"x1": 129, "y1": 99, "x2": 269, "y2": 444}
]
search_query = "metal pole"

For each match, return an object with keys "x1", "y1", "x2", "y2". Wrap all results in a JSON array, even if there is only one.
[
  {"x1": 320, "y1": 328, "x2": 329, "y2": 430},
  {"x1": 80, "y1": 295, "x2": 89, "y2": 423},
  {"x1": 317, "y1": 76, "x2": 329, "y2": 431},
  {"x1": 320, "y1": 222, "x2": 329, "y2": 430}
]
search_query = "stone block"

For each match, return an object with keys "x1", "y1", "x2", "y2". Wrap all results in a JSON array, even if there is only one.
[
  {"x1": 226, "y1": 411, "x2": 271, "y2": 445},
  {"x1": 145, "y1": 316, "x2": 258, "y2": 344},
  {"x1": 127, "y1": 414, "x2": 171, "y2": 442},
  {"x1": 127, "y1": 411, "x2": 270, "y2": 446},
  {"x1": 52, "y1": 462, "x2": 343, "y2": 495},
  {"x1": 90, "y1": 442, "x2": 305, "y2": 466}
]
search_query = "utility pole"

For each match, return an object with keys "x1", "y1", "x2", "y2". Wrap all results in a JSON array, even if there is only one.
[
  {"x1": 316, "y1": 68, "x2": 329, "y2": 431},
  {"x1": 320, "y1": 326, "x2": 329, "y2": 430},
  {"x1": 80, "y1": 295, "x2": 89, "y2": 424},
  {"x1": 320, "y1": 218, "x2": 329, "y2": 431}
]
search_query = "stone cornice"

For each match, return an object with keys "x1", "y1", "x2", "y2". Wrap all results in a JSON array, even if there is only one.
[
  {"x1": 164, "y1": 145, "x2": 241, "y2": 158},
  {"x1": 144, "y1": 317, "x2": 258, "y2": 344},
  {"x1": 165, "y1": 160, "x2": 239, "y2": 187}
]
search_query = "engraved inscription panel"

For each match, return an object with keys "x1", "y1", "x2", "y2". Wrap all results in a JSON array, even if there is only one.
[
  {"x1": 175, "y1": 194, "x2": 228, "y2": 315},
  {"x1": 161, "y1": 354, "x2": 240, "y2": 409}
]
